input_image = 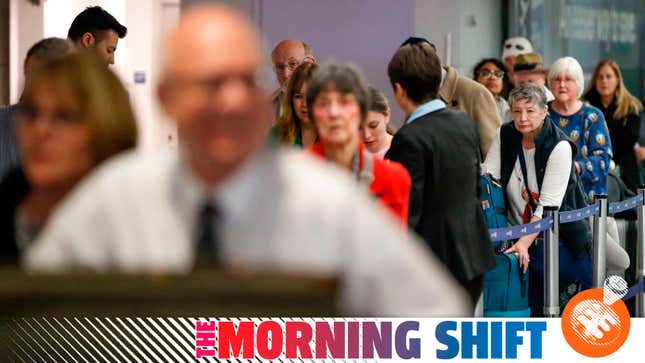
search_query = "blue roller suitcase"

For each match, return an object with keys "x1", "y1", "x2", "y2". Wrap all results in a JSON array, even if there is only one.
[{"x1": 480, "y1": 174, "x2": 530, "y2": 317}]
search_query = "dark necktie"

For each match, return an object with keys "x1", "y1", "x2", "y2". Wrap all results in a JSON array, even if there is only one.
[{"x1": 194, "y1": 200, "x2": 220, "y2": 269}]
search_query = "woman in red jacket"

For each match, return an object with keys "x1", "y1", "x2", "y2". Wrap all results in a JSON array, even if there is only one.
[{"x1": 306, "y1": 62, "x2": 411, "y2": 227}]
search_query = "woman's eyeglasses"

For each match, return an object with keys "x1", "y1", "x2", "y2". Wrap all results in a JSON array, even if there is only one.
[{"x1": 478, "y1": 69, "x2": 505, "y2": 79}]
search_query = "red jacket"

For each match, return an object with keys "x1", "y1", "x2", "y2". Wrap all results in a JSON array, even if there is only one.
[{"x1": 309, "y1": 141, "x2": 411, "y2": 227}]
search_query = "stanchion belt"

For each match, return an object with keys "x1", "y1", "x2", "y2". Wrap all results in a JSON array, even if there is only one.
[
  {"x1": 487, "y1": 194, "x2": 645, "y2": 242},
  {"x1": 608, "y1": 194, "x2": 644, "y2": 214},
  {"x1": 489, "y1": 216, "x2": 554, "y2": 242},
  {"x1": 559, "y1": 202, "x2": 600, "y2": 224}
]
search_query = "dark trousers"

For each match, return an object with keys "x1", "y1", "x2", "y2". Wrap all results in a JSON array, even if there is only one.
[{"x1": 528, "y1": 238, "x2": 593, "y2": 317}]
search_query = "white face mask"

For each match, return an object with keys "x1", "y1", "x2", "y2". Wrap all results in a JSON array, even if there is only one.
[{"x1": 502, "y1": 37, "x2": 534, "y2": 59}]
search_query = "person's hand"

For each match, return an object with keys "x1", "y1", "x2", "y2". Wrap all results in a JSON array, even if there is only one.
[
  {"x1": 521, "y1": 186, "x2": 529, "y2": 203},
  {"x1": 575, "y1": 161, "x2": 582, "y2": 174},
  {"x1": 635, "y1": 146, "x2": 645, "y2": 163},
  {"x1": 504, "y1": 236, "x2": 534, "y2": 273}
]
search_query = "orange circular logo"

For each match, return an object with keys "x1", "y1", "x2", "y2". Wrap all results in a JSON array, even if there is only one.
[{"x1": 561, "y1": 288, "x2": 630, "y2": 357}]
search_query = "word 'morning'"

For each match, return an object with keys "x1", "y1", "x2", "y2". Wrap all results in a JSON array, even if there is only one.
[{"x1": 195, "y1": 320, "x2": 420, "y2": 360}]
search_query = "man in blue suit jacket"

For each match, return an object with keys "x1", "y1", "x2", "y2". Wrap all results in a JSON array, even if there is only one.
[{"x1": 385, "y1": 37, "x2": 496, "y2": 304}]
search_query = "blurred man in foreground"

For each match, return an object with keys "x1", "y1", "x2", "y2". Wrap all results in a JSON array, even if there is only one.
[{"x1": 26, "y1": 4, "x2": 470, "y2": 316}]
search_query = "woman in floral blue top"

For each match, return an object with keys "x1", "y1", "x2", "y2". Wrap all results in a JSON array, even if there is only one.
[{"x1": 547, "y1": 57, "x2": 612, "y2": 199}]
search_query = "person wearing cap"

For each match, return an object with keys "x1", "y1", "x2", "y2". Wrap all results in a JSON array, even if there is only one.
[
  {"x1": 501, "y1": 36, "x2": 533, "y2": 85},
  {"x1": 513, "y1": 52, "x2": 554, "y2": 102}
]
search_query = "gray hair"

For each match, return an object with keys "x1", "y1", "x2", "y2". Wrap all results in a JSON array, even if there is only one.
[
  {"x1": 302, "y1": 41, "x2": 314, "y2": 58},
  {"x1": 508, "y1": 83, "x2": 547, "y2": 109},
  {"x1": 548, "y1": 56, "x2": 584, "y2": 98},
  {"x1": 306, "y1": 62, "x2": 370, "y2": 125}
]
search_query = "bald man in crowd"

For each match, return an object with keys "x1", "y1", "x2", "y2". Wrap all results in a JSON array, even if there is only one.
[
  {"x1": 27, "y1": 4, "x2": 470, "y2": 316},
  {"x1": 270, "y1": 39, "x2": 315, "y2": 120}
]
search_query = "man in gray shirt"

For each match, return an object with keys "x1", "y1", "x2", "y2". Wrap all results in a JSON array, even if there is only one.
[{"x1": 27, "y1": 4, "x2": 470, "y2": 316}]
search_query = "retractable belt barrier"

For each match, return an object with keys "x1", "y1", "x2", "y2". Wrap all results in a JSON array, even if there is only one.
[{"x1": 486, "y1": 192, "x2": 645, "y2": 316}]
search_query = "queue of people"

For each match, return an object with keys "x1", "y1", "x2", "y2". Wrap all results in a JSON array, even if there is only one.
[{"x1": 0, "y1": 3, "x2": 643, "y2": 318}]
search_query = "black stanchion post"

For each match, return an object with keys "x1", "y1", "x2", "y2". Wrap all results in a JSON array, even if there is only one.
[
  {"x1": 593, "y1": 195, "x2": 608, "y2": 288},
  {"x1": 543, "y1": 206, "x2": 559, "y2": 317},
  {"x1": 637, "y1": 185, "x2": 645, "y2": 317}
]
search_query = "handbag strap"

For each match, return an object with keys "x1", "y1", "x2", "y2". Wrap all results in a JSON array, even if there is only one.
[
  {"x1": 517, "y1": 145, "x2": 537, "y2": 211},
  {"x1": 355, "y1": 148, "x2": 374, "y2": 190}
]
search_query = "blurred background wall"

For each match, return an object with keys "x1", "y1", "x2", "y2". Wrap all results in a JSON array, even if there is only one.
[{"x1": 2, "y1": 0, "x2": 643, "y2": 148}]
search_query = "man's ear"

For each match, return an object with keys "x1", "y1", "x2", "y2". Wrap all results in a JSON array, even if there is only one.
[
  {"x1": 393, "y1": 82, "x2": 406, "y2": 100},
  {"x1": 304, "y1": 56, "x2": 316, "y2": 63},
  {"x1": 80, "y1": 32, "x2": 95, "y2": 48}
]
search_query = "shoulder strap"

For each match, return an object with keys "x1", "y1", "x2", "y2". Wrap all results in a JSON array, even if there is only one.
[{"x1": 517, "y1": 145, "x2": 537, "y2": 211}]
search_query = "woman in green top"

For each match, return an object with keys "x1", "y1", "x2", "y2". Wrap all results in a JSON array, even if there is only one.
[{"x1": 271, "y1": 62, "x2": 319, "y2": 148}]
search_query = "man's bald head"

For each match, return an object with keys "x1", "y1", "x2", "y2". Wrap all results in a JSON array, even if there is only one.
[
  {"x1": 158, "y1": 4, "x2": 270, "y2": 186},
  {"x1": 271, "y1": 39, "x2": 315, "y2": 87},
  {"x1": 162, "y1": 5, "x2": 260, "y2": 81}
]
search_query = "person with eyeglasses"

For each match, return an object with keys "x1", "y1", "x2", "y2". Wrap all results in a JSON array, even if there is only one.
[
  {"x1": 473, "y1": 58, "x2": 511, "y2": 123},
  {"x1": 548, "y1": 56, "x2": 612, "y2": 201},
  {"x1": 0, "y1": 51, "x2": 136, "y2": 265},
  {"x1": 270, "y1": 39, "x2": 316, "y2": 122},
  {"x1": 25, "y1": 6, "x2": 472, "y2": 317},
  {"x1": 1, "y1": 38, "x2": 76, "y2": 181}
]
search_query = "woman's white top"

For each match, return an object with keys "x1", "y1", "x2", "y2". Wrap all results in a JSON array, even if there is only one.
[{"x1": 483, "y1": 129, "x2": 573, "y2": 225}]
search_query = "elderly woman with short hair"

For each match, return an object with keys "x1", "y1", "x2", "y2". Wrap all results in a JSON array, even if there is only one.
[
  {"x1": 484, "y1": 83, "x2": 592, "y2": 316},
  {"x1": 548, "y1": 57, "x2": 613, "y2": 200},
  {"x1": 306, "y1": 63, "x2": 411, "y2": 227}
]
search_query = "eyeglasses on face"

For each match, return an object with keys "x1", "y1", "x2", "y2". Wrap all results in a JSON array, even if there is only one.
[
  {"x1": 273, "y1": 58, "x2": 306, "y2": 73},
  {"x1": 18, "y1": 105, "x2": 83, "y2": 127},
  {"x1": 478, "y1": 69, "x2": 505, "y2": 79}
]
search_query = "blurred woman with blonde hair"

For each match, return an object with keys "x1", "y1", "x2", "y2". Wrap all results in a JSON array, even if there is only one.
[{"x1": 0, "y1": 50, "x2": 137, "y2": 264}]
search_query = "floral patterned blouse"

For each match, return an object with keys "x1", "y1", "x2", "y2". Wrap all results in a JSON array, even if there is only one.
[{"x1": 548, "y1": 102, "x2": 613, "y2": 199}]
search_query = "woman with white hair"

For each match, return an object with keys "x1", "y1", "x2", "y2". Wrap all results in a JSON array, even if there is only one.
[{"x1": 548, "y1": 57, "x2": 613, "y2": 200}]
